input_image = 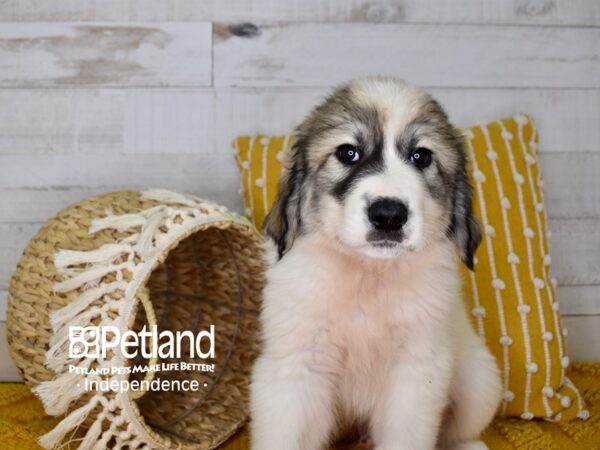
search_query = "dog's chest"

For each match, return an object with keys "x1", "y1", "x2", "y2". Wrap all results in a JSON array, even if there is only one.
[
  {"x1": 313, "y1": 269, "x2": 419, "y2": 369},
  {"x1": 265, "y1": 239, "x2": 455, "y2": 370},
  {"x1": 311, "y1": 273, "x2": 420, "y2": 415}
]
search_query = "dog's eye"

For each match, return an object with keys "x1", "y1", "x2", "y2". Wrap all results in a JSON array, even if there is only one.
[
  {"x1": 335, "y1": 144, "x2": 362, "y2": 165},
  {"x1": 410, "y1": 147, "x2": 433, "y2": 169}
]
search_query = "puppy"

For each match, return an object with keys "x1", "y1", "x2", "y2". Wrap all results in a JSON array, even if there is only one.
[{"x1": 250, "y1": 77, "x2": 501, "y2": 450}]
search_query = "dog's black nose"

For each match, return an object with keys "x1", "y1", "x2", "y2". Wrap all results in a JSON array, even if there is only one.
[{"x1": 367, "y1": 198, "x2": 409, "y2": 232}]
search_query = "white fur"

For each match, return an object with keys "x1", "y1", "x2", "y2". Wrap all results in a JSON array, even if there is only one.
[
  {"x1": 251, "y1": 78, "x2": 501, "y2": 450},
  {"x1": 251, "y1": 235, "x2": 500, "y2": 450}
]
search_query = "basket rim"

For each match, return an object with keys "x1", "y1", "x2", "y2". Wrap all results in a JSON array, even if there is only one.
[{"x1": 123, "y1": 217, "x2": 260, "y2": 450}]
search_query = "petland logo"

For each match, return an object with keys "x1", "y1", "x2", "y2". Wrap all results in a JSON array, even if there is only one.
[{"x1": 69, "y1": 325, "x2": 215, "y2": 360}]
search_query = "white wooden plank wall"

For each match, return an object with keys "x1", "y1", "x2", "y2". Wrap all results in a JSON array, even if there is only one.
[
  {"x1": 1, "y1": 0, "x2": 598, "y2": 26},
  {"x1": 0, "y1": 0, "x2": 598, "y2": 379}
]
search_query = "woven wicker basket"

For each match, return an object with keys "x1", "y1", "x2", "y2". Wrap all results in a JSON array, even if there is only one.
[{"x1": 6, "y1": 190, "x2": 265, "y2": 450}]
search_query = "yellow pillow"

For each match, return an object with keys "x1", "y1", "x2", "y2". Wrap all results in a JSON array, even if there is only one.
[{"x1": 233, "y1": 115, "x2": 587, "y2": 421}]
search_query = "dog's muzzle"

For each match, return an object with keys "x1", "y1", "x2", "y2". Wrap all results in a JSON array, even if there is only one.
[{"x1": 366, "y1": 197, "x2": 409, "y2": 245}]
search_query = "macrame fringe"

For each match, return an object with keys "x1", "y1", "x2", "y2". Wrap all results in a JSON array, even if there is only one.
[
  {"x1": 38, "y1": 397, "x2": 100, "y2": 449},
  {"x1": 143, "y1": 188, "x2": 205, "y2": 207},
  {"x1": 47, "y1": 310, "x2": 105, "y2": 356},
  {"x1": 49, "y1": 282, "x2": 126, "y2": 330},
  {"x1": 90, "y1": 213, "x2": 146, "y2": 233},
  {"x1": 54, "y1": 244, "x2": 131, "y2": 269},
  {"x1": 33, "y1": 370, "x2": 87, "y2": 415},
  {"x1": 54, "y1": 262, "x2": 132, "y2": 293},
  {"x1": 91, "y1": 431, "x2": 113, "y2": 450},
  {"x1": 36, "y1": 190, "x2": 227, "y2": 449},
  {"x1": 78, "y1": 416, "x2": 104, "y2": 449},
  {"x1": 136, "y1": 212, "x2": 165, "y2": 259},
  {"x1": 46, "y1": 315, "x2": 118, "y2": 372},
  {"x1": 89, "y1": 204, "x2": 168, "y2": 233}
]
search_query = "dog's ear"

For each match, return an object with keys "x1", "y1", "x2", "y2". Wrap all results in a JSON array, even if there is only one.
[
  {"x1": 263, "y1": 139, "x2": 307, "y2": 259},
  {"x1": 449, "y1": 145, "x2": 482, "y2": 271}
]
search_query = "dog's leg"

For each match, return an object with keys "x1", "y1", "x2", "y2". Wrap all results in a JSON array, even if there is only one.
[
  {"x1": 439, "y1": 331, "x2": 501, "y2": 450},
  {"x1": 250, "y1": 354, "x2": 337, "y2": 450},
  {"x1": 371, "y1": 356, "x2": 452, "y2": 450}
]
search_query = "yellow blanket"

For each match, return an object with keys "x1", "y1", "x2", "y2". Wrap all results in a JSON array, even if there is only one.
[{"x1": 1, "y1": 363, "x2": 598, "y2": 450}]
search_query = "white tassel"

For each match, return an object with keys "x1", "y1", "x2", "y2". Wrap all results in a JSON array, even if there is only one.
[
  {"x1": 47, "y1": 309, "x2": 98, "y2": 352},
  {"x1": 38, "y1": 396, "x2": 100, "y2": 449},
  {"x1": 142, "y1": 188, "x2": 203, "y2": 207},
  {"x1": 32, "y1": 370, "x2": 86, "y2": 415},
  {"x1": 89, "y1": 213, "x2": 146, "y2": 233},
  {"x1": 78, "y1": 415, "x2": 104, "y2": 450},
  {"x1": 54, "y1": 262, "x2": 128, "y2": 293},
  {"x1": 121, "y1": 234, "x2": 139, "y2": 245},
  {"x1": 55, "y1": 245, "x2": 129, "y2": 269},
  {"x1": 46, "y1": 311, "x2": 111, "y2": 369},
  {"x1": 54, "y1": 244, "x2": 130, "y2": 269},
  {"x1": 136, "y1": 211, "x2": 165, "y2": 259},
  {"x1": 139, "y1": 205, "x2": 167, "y2": 218},
  {"x1": 49, "y1": 282, "x2": 125, "y2": 330},
  {"x1": 91, "y1": 431, "x2": 113, "y2": 450},
  {"x1": 45, "y1": 338, "x2": 72, "y2": 370}
]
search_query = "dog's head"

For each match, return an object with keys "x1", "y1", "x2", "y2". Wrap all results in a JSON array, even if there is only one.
[{"x1": 264, "y1": 77, "x2": 481, "y2": 269}]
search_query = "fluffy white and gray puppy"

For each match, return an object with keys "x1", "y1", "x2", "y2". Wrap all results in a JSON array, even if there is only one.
[{"x1": 250, "y1": 77, "x2": 502, "y2": 450}]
